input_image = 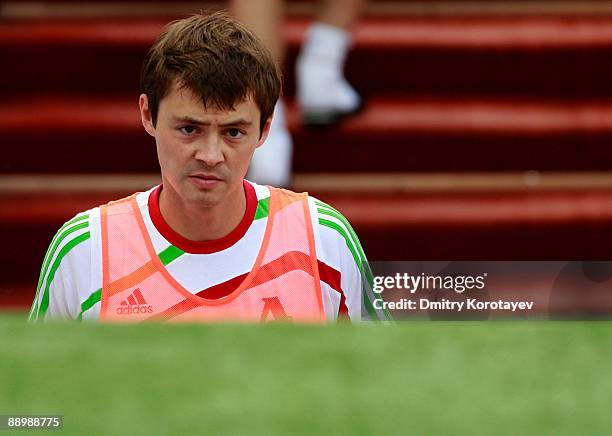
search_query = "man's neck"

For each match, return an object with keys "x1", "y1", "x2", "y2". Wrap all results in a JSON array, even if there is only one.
[{"x1": 158, "y1": 182, "x2": 246, "y2": 242}]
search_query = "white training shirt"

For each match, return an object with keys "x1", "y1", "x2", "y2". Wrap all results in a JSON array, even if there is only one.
[{"x1": 29, "y1": 181, "x2": 386, "y2": 323}]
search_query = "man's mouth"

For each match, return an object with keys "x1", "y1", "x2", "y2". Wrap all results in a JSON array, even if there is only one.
[
  {"x1": 190, "y1": 173, "x2": 222, "y2": 181},
  {"x1": 188, "y1": 173, "x2": 223, "y2": 189}
]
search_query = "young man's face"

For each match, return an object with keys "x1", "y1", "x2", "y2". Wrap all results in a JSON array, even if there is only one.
[{"x1": 140, "y1": 80, "x2": 271, "y2": 207}]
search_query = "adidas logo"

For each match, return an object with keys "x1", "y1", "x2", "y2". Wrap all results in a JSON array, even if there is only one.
[{"x1": 116, "y1": 288, "x2": 153, "y2": 315}]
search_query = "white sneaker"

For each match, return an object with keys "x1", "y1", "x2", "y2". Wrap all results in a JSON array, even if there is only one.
[
  {"x1": 297, "y1": 23, "x2": 362, "y2": 125},
  {"x1": 247, "y1": 101, "x2": 292, "y2": 187}
]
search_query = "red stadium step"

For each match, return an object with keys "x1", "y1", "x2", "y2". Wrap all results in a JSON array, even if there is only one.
[
  {"x1": 293, "y1": 98, "x2": 612, "y2": 172},
  {"x1": 318, "y1": 192, "x2": 612, "y2": 261},
  {"x1": 7, "y1": 17, "x2": 612, "y2": 47},
  {"x1": 0, "y1": 283, "x2": 34, "y2": 310},
  {"x1": 4, "y1": 18, "x2": 612, "y2": 97},
  {"x1": 4, "y1": 96, "x2": 612, "y2": 173},
  {"x1": 8, "y1": 0, "x2": 612, "y2": 17},
  {"x1": 2, "y1": 173, "x2": 612, "y2": 285}
]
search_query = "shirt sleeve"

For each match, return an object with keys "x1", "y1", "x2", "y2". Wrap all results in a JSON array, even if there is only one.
[
  {"x1": 310, "y1": 197, "x2": 392, "y2": 322},
  {"x1": 28, "y1": 213, "x2": 92, "y2": 322}
]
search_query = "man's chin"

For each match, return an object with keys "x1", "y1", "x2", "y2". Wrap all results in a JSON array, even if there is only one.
[
  {"x1": 182, "y1": 180, "x2": 225, "y2": 205},
  {"x1": 189, "y1": 190, "x2": 224, "y2": 206}
]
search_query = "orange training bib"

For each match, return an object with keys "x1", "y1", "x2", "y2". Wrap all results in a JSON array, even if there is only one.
[{"x1": 99, "y1": 187, "x2": 324, "y2": 323}]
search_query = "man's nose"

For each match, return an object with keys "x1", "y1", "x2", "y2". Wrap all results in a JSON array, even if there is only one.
[{"x1": 193, "y1": 135, "x2": 224, "y2": 166}]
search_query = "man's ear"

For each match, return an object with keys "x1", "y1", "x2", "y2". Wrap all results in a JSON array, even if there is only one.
[
  {"x1": 139, "y1": 94, "x2": 156, "y2": 137},
  {"x1": 256, "y1": 116, "x2": 273, "y2": 148}
]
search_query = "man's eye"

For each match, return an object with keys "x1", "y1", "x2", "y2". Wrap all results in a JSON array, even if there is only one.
[
  {"x1": 227, "y1": 128, "x2": 243, "y2": 139},
  {"x1": 180, "y1": 126, "x2": 197, "y2": 135}
]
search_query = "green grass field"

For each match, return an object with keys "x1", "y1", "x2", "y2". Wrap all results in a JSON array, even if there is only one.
[{"x1": 1, "y1": 312, "x2": 610, "y2": 435}]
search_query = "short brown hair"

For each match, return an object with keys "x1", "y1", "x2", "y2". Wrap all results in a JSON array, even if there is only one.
[{"x1": 140, "y1": 11, "x2": 281, "y2": 135}]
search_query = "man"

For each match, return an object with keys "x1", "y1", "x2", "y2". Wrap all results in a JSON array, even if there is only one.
[{"x1": 29, "y1": 12, "x2": 385, "y2": 323}]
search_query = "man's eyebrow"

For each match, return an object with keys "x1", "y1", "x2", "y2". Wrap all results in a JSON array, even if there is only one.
[
  {"x1": 172, "y1": 116, "x2": 253, "y2": 127},
  {"x1": 219, "y1": 119, "x2": 253, "y2": 127},
  {"x1": 173, "y1": 115, "x2": 207, "y2": 125}
]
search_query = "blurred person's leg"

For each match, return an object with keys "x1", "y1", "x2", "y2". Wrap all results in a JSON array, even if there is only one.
[
  {"x1": 231, "y1": 0, "x2": 292, "y2": 187},
  {"x1": 231, "y1": 0, "x2": 285, "y2": 62},
  {"x1": 297, "y1": 0, "x2": 365, "y2": 125}
]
